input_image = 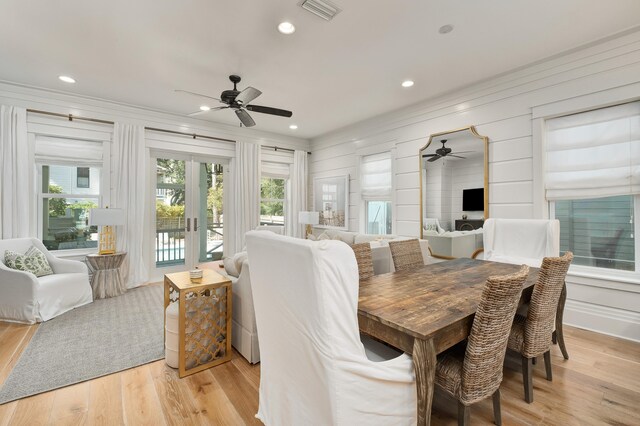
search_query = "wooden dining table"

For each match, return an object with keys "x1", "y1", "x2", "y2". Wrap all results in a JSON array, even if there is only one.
[{"x1": 358, "y1": 257, "x2": 539, "y2": 426}]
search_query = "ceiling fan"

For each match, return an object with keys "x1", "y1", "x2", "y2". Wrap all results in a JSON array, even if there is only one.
[
  {"x1": 176, "y1": 75, "x2": 293, "y2": 128},
  {"x1": 422, "y1": 139, "x2": 473, "y2": 162}
]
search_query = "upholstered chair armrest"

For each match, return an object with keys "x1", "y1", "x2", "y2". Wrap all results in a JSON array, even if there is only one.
[
  {"x1": 0, "y1": 262, "x2": 38, "y2": 302},
  {"x1": 48, "y1": 256, "x2": 89, "y2": 275}
]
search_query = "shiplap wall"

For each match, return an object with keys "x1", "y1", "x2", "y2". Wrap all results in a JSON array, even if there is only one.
[{"x1": 309, "y1": 29, "x2": 640, "y2": 341}]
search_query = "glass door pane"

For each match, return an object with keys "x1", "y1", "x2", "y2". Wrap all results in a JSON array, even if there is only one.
[
  {"x1": 198, "y1": 162, "x2": 224, "y2": 262},
  {"x1": 156, "y1": 158, "x2": 186, "y2": 267}
]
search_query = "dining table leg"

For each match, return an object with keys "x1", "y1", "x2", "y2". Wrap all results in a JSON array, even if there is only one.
[{"x1": 413, "y1": 337, "x2": 437, "y2": 426}]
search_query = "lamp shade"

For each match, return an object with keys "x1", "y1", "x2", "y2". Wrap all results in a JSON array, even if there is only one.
[
  {"x1": 298, "y1": 211, "x2": 319, "y2": 225},
  {"x1": 89, "y1": 208, "x2": 125, "y2": 226}
]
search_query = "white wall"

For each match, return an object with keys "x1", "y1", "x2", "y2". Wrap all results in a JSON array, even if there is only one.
[
  {"x1": 309, "y1": 29, "x2": 640, "y2": 341},
  {"x1": 450, "y1": 156, "x2": 484, "y2": 226}
]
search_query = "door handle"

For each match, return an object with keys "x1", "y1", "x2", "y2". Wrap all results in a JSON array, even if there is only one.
[
  {"x1": 186, "y1": 218, "x2": 191, "y2": 232},
  {"x1": 194, "y1": 218, "x2": 198, "y2": 232}
]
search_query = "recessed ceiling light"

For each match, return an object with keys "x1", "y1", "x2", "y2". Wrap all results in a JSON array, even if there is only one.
[
  {"x1": 401, "y1": 80, "x2": 414, "y2": 88},
  {"x1": 278, "y1": 22, "x2": 296, "y2": 34},
  {"x1": 200, "y1": 105, "x2": 211, "y2": 111},
  {"x1": 439, "y1": 24, "x2": 454, "y2": 34},
  {"x1": 58, "y1": 75, "x2": 76, "y2": 83},
  {"x1": 289, "y1": 124, "x2": 298, "y2": 130}
]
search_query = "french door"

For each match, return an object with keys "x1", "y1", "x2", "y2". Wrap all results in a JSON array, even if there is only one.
[{"x1": 151, "y1": 152, "x2": 228, "y2": 277}]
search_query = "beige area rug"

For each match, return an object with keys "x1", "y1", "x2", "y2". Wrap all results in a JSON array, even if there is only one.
[{"x1": 0, "y1": 285, "x2": 164, "y2": 404}]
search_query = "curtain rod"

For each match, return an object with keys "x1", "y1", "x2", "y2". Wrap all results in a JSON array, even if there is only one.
[
  {"x1": 144, "y1": 127, "x2": 235, "y2": 143},
  {"x1": 26, "y1": 108, "x2": 310, "y2": 154},
  {"x1": 263, "y1": 145, "x2": 311, "y2": 155}
]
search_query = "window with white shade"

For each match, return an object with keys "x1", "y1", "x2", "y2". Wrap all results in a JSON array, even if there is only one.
[
  {"x1": 360, "y1": 152, "x2": 393, "y2": 234},
  {"x1": 36, "y1": 136, "x2": 108, "y2": 252},
  {"x1": 546, "y1": 101, "x2": 639, "y2": 272},
  {"x1": 260, "y1": 161, "x2": 289, "y2": 227}
]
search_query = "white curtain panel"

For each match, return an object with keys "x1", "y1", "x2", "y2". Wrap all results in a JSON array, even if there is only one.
[
  {"x1": 232, "y1": 141, "x2": 261, "y2": 253},
  {"x1": 112, "y1": 123, "x2": 148, "y2": 288},
  {"x1": 545, "y1": 101, "x2": 640, "y2": 200},
  {"x1": 360, "y1": 151, "x2": 392, "y2": 198},
  {"x1": 0, "y1": 105, "x2": 31, "y2": 239},
  {"x1": 286, "y1": 150, "x2": 307, "y2": 238}
]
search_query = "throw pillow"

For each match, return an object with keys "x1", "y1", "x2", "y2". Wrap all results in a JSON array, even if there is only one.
[
  {"x1": 222, "y1": 257, "x2": 239, "y2": 278},
  {"x1": 4, "y1": 246, "x2": 54, "y2": 277},
  {"x1": 317, "y1": 232, "x2": 330, "y2": 241},
  {"x1": 233, "y1": 251, "x2": 248, "y2": 275}
]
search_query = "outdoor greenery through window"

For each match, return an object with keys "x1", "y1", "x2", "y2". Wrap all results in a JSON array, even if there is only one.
[
  {"x1": 41, "y1": 165, "x2": 100, "y2": 251},
  {"x1": 260, "y1": 177, "x2": 286, "y2": 226}
]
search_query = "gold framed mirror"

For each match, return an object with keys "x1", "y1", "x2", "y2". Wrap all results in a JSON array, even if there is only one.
[{"x1": 419, "y1": 126, "x2": 489, "y2": 259}]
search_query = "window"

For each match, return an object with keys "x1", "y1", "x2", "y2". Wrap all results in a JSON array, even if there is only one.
[
  {"x1": 77, "y1": 167, "x2": 90, "y2": 188},
  {"x1": 260, "y1": 177, "x2": 286, "y2": 226},
  {"x1": 35, "y1": 135, "x2": 107, "y2": 252},
  {"x1": 361, "y1": 152, "x2": 393, "y2": 234},
  {"x1": 40, "y1": 165, "x2": 100, "y2": 251},
  {"x1": 546, "y1": 102, "x2": 639, "y2": 272}
]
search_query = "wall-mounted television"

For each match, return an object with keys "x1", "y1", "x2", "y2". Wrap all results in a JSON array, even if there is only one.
[{"x1": 462, "y1": 188, "x2": 484, "y2": 211}]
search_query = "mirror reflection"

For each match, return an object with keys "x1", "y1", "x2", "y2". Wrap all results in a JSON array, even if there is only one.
[{"x1": 419, "y1": 126, "x2": 488, "y2": 259}]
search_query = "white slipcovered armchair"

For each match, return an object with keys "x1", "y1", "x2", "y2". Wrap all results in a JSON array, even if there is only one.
[
  {"x1": 0, "y1": 238, "x2": 93, "y2": 323},
  {"x1": 245, "y1": 231, "x2": 416, "y2": 425}
]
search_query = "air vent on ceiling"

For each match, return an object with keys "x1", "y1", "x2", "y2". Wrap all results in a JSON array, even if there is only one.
[{"x1": 300, "y1": 0, "x2": 341, "y2": 21}]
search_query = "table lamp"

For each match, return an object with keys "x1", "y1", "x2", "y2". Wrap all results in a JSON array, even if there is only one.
[
  {"x1": 298, "y1": 211, "x2": 319, "y2": 239},
  {"x1": 89, "y1": 207, "x2": 125, "y2": 255}
]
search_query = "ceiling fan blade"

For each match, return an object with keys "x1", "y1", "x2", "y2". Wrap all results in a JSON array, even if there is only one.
[
  {"x1": 451, "y1": 151, "x2": 475, "y2": 154},
  {"x1": 187, "y1": 106, "x2": 229, "y2": 116},
  {"x1": 448, "y1": 155, "x2": 467, "y2": 159},
  {"x1": 246, "y1": 104, "x2": 293, "y2": 118},
  {"x1": 235, "y1": 87, "x2": 262, "y2": 105},
  {"x1": 235, "y1": 109, "x2": 256, "y2": 127},
  {"x1": 175, "y1": 89, "x2": 222, "y2": 102},
  {"x1": 422, "y1": 154, "x2": 439, "y2": 157},
  {"x1": 427, "y1": 155, "x2": 442, "y2": 162}
]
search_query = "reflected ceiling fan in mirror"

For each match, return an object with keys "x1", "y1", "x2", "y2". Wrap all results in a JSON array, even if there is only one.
[
  {"x1": 422, "y1": 139, "x2": 474, "y2": 162},
  {"x1": 176, "y1": 75, "x2": 293, "y2": 128}
]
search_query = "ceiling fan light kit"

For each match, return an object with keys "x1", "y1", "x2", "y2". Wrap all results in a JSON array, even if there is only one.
[{"x1": 178, "y1": 75, "x2": 293, "y2": 127}]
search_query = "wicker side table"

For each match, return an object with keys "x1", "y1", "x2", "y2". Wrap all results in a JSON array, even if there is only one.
[
  {"x1": 164, "y1": 269, "x2": 232, "y2": 378},
  {"x1": 86, "y1": 252, "x2": 127, "y2": 299}
]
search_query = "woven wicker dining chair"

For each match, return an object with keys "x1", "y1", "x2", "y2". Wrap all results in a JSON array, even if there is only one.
[
  {"x1": 435, "y1": 265, "x2": 530, "y2": 426},
  {"x1": 388, "y1": 238, "x2": 424, "y2": 272},
  {"x1": 507, "y1": 251, "x2": 573, "y2": 403},
  {"x1": 350, "y1": 242, "x2": 375, "y2": 280}
]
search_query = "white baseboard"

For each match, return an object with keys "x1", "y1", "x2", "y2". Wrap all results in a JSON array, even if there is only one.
[{"x1": 564, "y1": 299, "x2": 640, "y2": 343}]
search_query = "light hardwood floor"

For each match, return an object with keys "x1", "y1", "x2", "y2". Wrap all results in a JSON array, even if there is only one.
[{"x1": 0, "y1": 321, "x2": 638, "y2": 425}]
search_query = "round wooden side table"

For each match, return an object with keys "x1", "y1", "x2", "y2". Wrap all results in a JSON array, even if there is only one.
[{"x1": 86, "y1": 252, "x2": 127, "y2": 299}]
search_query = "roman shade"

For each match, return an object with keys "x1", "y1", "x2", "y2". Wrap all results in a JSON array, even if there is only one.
[
  {"x1": 261, "y1": 161, "x2": 290, "y2": 179},
  {"x1": 360, "y1": 151, "x2": 392, "y2": 198},
  {"x1": 35, "y1": 135, "x2": 103, "y2": 166},
  {"x1": 545, "y1": 101, "x2": 640, "y2": 200}
]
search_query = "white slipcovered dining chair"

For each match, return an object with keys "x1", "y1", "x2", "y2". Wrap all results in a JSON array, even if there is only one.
[
  {"x1": 0, "y1": 238, "x2": 93, "y2": 323},
  {"x1": 475, "y1": 218, "x2": 569, "y2": 359},
  {"x1": 479, "y1": 218, "x2": 560, "y2": 267},
  {"x1": 245, "y1": 231, "x2": 417, "y2": 425}
]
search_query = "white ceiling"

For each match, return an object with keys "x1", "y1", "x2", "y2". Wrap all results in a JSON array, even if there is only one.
[{"x1": 1, "y1": 1, "x2": 639, "y2": 139}]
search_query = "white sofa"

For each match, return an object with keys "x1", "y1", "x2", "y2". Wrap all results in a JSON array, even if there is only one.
[
  {"x1": 425, "y1": 230, "x2": 484, "y2": 258},
  {"x1": 0, "y1": 238, "x2": 93, "y2": 323},
  {"x1": 218, "y1": 253, "x2": 260, "y2": 364}
]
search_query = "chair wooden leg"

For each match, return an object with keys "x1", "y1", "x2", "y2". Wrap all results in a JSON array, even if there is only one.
[
  {"x1": 555, "y1": 282, "x2": 569, "y2": 360},
  {"x1": 522, "y1": 356, "x2": 534, "y2": 403},
  {"x1": 492, "y1": 389, "x2": 502, "y2": 426},
  {"x1": 458, "y1": 401, "x2": 470, "y2": 426},
  {"x1": 544, "y1": 350, "x2": 553, "y2": 381},
  {"x1": 532, "y1": 357, "x2": 537, "y2": 365}
]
